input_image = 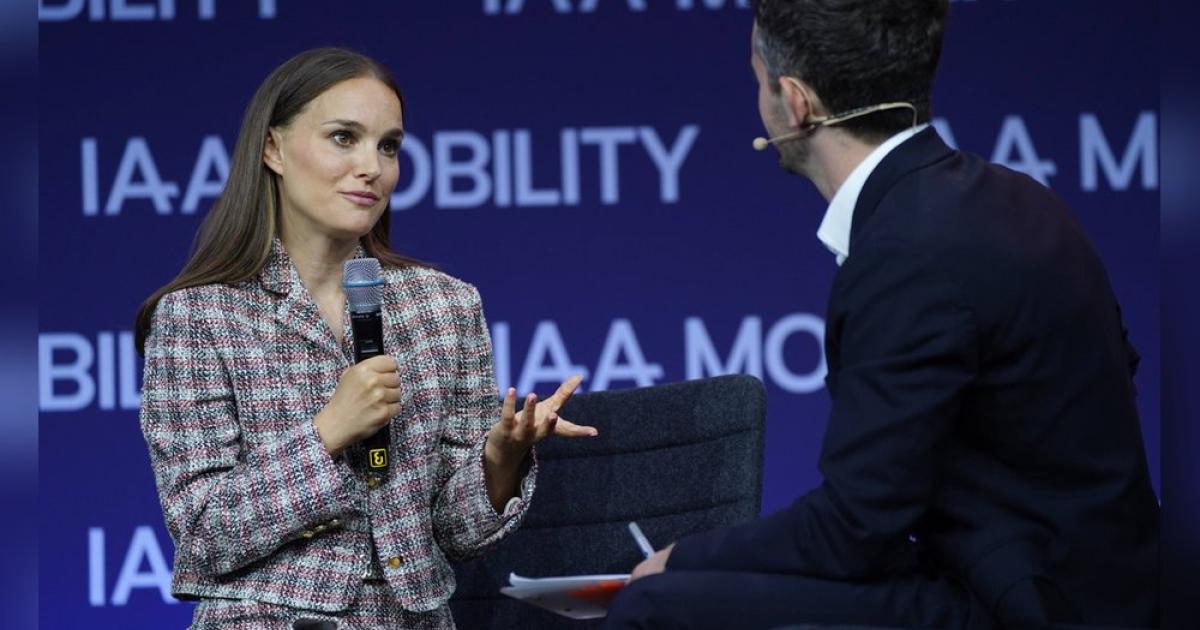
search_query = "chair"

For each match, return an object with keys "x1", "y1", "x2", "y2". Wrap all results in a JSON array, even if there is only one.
[{"x1": 449, "y1": 374, "x2": 767, "y2": 630}]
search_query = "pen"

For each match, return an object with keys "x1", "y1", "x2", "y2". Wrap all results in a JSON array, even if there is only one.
[{"x1": 627, "y1": 521, "x2": 655, "y2": 559}]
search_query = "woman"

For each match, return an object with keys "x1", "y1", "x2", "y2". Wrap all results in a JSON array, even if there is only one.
[{"x1": 135, "y1": 47, "x2": 594, "y2": 629}]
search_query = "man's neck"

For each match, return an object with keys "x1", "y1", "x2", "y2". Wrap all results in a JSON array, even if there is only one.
[{"x1": 804, "y1": 131, "x2": 883, "y2": 202}]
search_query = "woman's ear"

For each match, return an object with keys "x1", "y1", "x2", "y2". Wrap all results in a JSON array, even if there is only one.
[{"x1": 263, "y1": 128, "x2": 285, "y2": 176}]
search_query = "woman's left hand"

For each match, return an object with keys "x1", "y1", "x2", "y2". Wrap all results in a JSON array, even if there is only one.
[{"x1": 485, "y1": 374, "x2": 597, "y2": 467}]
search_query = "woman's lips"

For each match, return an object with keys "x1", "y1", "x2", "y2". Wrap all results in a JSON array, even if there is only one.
[{"x1": 341, "y1": 191, "x2": 379, "y2": 206}]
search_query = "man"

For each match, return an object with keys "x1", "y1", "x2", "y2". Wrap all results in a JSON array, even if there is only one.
[{"x1": 603, "y1": 1, "x2": 1159, "y2": 628}]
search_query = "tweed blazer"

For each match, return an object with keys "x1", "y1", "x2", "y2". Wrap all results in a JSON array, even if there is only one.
[{"x1": 140, "y1": 239, "x2": 535, "y2": 615}]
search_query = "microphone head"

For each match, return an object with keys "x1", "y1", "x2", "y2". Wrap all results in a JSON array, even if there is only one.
[
  {"x1": 343, "y1": 257, "x2": 384, "y2": 313},
  {"x1": 752, "y1": 137, "x2": 770, "y2": 151}
]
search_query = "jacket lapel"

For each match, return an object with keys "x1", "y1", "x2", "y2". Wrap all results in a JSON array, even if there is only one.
[{"x1": 260, "y1": 239, "x2": 343, "y2": 359}]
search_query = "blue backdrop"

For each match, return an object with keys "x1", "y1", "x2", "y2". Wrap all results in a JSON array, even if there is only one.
[{"x1": 38, "y1": 2, "x2": 1160, "y2": 628}]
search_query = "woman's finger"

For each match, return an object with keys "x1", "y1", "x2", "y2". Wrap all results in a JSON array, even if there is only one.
[
  {"x1": 522, "y1": 393, "x2": 538, "y2": 423},
  {"x1": 533, "y1": 414, "x2": 559, "y2": 441},
  {"x1": 364, "y1": 354, "x2": 400, "y2": 373},
  {"x1": 379, "y1": 371, "x2": 402, "y2": 389},
  {"x1": 553, "y1": 417, "x2": 599, "y2": 438},
  {"x1": 500, "y1": 387, "x2": 518, "y2": 430},
  {"x1": 514, "y1": 393, "x2": 537, "y2": 441},
  {"x1": 547, "y1": 374, "x2": 583, "y2": 410}
]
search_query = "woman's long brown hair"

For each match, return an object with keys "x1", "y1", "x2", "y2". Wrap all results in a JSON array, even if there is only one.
[{"x1": 134, "y1": 47, "x2": 423, "y2": 355}]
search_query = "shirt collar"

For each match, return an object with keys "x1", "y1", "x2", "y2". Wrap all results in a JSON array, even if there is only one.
[{"x1": 816, "y1": 123, "x2": 929, "y2": 265}]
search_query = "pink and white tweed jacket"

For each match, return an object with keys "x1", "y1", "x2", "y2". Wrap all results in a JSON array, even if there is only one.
[{"x1": 140, "y1": 239, "x2": 534, "y2": 616}]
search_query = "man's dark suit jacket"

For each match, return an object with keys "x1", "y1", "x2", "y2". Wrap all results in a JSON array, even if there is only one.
[{"x1": 668, "y1": 129, "x2": 1159, "y2": 627}]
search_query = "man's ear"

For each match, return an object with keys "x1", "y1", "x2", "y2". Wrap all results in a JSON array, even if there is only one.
[
  {"x1": 263, "y1": 127, "x2": 285, "y2": 176},
  {"x1": 779, "y1": 77, "x2": 823, "y2": 128}
]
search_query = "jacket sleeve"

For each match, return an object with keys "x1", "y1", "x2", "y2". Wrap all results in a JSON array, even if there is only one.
[
  {"x1": 140, "y1": 290, "x2": 358, "y2": 577},
  {"x1": 431, "y1": 285, "x2": 537, "y2": 561},
  {"x1": 669, "y1": 244, "x2": 979, "y2": 579}
]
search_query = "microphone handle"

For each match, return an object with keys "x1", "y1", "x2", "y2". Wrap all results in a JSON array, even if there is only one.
[{"x1": 350, "y1": 309, "x2": 390, "y2": 475}]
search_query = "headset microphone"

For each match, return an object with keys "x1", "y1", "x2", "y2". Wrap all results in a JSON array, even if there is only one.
[
  {"x1": 753, "y1": 132, "x2": 800, "y2": 151},
  {"x1": 752, "y1": 101, "x2": 917, "y2": 151}
]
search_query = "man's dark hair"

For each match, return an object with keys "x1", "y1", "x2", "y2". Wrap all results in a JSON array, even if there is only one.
[{"x1": 754, "y1": 0, "x2": 950, "y2": 142}]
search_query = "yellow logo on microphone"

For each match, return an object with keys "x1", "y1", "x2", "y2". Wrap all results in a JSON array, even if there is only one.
[{"x1": 369, "y1": 449, "x2": 388, "y2": 468}]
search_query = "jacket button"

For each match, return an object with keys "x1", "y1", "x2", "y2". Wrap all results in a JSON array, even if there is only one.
[
  {"x1": 301, "y1": 530, "x2": 314, "y2": 539},
  {"x1": 388, "y1": 556, "x2": 401, "y2": 569}
]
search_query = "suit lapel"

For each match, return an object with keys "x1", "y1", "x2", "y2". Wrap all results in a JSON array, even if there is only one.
[{"x1": 849, "y1": 128, "x2": 955, "y2": 249}]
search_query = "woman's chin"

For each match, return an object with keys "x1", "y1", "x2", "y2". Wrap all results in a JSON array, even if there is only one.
[
  {"x1": 333, "y1": 214, "x2": 384, "y2": 240},
  {"x1": 315, "y1": 223, "x2": 375, "y2": 243}
]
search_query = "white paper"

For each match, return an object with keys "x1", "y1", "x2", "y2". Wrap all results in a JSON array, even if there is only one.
[{"x1": 500, "y1": 572, "x2": 631, "y2": 619}]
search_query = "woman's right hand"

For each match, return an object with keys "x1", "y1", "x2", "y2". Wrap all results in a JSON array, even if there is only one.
[{"x1": 313, "y1": 355, "x2": 401, "y2": 457}]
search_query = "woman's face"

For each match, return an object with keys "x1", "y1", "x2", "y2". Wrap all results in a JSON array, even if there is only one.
[{"x1": 264, "y1": 76, "x2": 403, "y2": 243}]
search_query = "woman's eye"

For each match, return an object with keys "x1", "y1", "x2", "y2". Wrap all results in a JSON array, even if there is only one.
[
  {"x1": 380, "y1": 139, "x2": 399, "y2": 156},
  {"x1": 331, "y1": 130, "x2": 354, "y2": 146}
]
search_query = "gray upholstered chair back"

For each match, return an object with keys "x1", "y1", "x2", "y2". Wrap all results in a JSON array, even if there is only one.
[{"x1": 449, "y1": 374, "x2": 767, "y2": 629}]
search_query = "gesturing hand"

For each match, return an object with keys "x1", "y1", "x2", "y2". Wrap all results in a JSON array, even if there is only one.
[{"x1": 485, "y1": 374, "x2": 597, "y2": 467}]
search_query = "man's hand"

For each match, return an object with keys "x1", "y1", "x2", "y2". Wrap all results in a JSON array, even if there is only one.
[{"x1": 630, "y1": 543, "x2": 675, "y2": 582}]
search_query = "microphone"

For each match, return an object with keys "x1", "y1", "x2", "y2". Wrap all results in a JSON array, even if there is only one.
[
  {"x1": 343, "y1": 257, "x2": 389, "y2": 476},
  {"x1": 753, "y1": 101, "x2": 917, "y2": 151},
  {"x1": 752, "y1": 132, "x2": 800, "y2": 151}
]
